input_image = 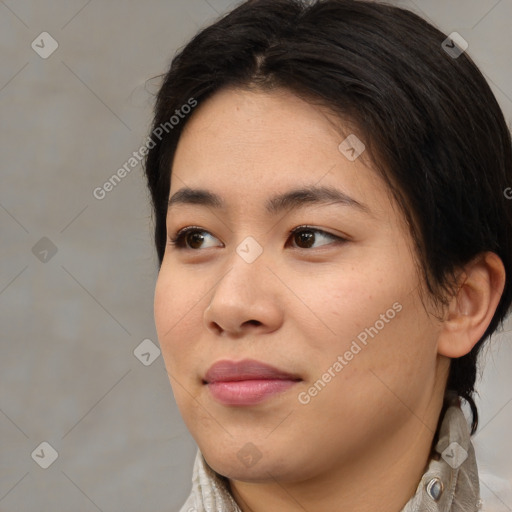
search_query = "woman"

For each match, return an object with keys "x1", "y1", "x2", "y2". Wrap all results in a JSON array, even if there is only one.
[{"x1": 144, "y1": 1, "x2": 511, "y2": 510}]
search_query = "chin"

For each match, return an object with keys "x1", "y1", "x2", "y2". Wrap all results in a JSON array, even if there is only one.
[
  {"x1": 202, "y1": 450, "x2": 265, "y2": 480},
  {"x1": 201, "y1": 442, "x2": 307, "y2": 484}
]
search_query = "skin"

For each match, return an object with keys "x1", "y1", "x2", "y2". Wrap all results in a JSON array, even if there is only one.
[{"x1": 153, "y1": 86, "x2": 505, "y2": 512}]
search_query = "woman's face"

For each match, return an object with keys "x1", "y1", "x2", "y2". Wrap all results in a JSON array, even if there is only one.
[{"x1": 154, "y1": 86, "x2": 448, "y2": 483}]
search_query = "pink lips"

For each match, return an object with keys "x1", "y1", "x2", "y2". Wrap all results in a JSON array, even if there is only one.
[{"x1": 203, "y1": 359, "x2": 301, "y2": 406}]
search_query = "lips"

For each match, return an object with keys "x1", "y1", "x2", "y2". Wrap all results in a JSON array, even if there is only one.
[
  {"x1": 203, "y1": 359, "x2": 302, "y2": 406},
  {"x1": 204, "y1": 359, "x2": 301, "y2": 383}
]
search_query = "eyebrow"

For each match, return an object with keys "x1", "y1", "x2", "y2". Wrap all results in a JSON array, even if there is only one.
[{"x1": 167, "y1": 185, "x2": 372, "y2": 216}]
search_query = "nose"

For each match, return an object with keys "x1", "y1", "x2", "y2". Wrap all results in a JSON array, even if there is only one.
[{"x1": 203, "y1": 251, "x2": 283, "y2": 337}]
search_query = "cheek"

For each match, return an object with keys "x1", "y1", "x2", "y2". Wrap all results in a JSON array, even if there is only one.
[
  {"x1": 153, "y1": 269, "x2": 202, "y2": 372},
  {"x1": 154, "y1": 273, "x2": 208, "y2": 417},
  {"x1": 299, "y1": 302, "x2": 439, "y2": 450},
  {"x1": 307, "y1": 265, "x2": 408, "y2": 354},
  {"x1": 311, "y1": 267, "x2": 438, "y2": 406}
]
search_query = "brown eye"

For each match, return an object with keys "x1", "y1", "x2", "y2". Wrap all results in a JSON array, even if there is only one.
[
  {"x1": 293, "y1": 229, "x2": 315, "y2": 248},
  {"x1": 168, "y1": 227, "x2": 222, "y2": 250},
  {"x1": 288, "y1": 226, "x2": 346, "y2": 249},
  {"x1": 186, "y1": 231, "x2": 206, "y2": 249}
]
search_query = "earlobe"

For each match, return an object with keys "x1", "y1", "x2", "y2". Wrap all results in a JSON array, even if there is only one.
[{"x1": 437, "y1": 252, "x2": 506, "y2": 359}]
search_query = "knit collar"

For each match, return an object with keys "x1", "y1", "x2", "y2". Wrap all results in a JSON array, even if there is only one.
[{"x1": 179, "y1": 403, "x2": 481, "y2": 512}]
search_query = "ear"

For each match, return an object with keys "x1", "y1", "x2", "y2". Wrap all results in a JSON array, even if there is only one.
[{"x1": 437, "y1": 252, "x2": 506, "y2": 358}]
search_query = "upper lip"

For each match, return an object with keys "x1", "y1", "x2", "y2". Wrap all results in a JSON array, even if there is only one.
[{"x1": 204, "y1": 359, "x2": 302, "y2": 383}]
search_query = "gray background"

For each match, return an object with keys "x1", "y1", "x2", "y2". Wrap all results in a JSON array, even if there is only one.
[{"x1": 0, "y1": 0, "x2": 511, "y2": 510}]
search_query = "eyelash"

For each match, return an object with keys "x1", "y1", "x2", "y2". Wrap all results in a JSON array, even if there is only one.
[{"x1": 167, "y1": 225, "x2": 347, "y2": 250}]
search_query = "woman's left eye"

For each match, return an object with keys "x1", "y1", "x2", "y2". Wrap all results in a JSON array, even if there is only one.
[
  {"x1": 167, "y1": 225, "x2": 346, "y2": 251},
  {"x1": 287, "y1": 226, "x2": 346, "y2": 249}
]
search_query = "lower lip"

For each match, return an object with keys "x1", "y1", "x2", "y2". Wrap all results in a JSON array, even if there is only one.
[{"x1": 206, "y1": 379, "x2": 298, "y2": 406}]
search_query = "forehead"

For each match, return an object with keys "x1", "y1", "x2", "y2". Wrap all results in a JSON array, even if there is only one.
[
  {"x1": 169, "y1": 87, "x2": 389, "y2": 217},
  {"x1": 175, "y1": 86, "x2": 346, "y2": 156}
]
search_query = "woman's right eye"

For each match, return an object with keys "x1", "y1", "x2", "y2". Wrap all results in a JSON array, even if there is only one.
[{"x1": 168, "y1": 227, "x2": 222, "y2": 250}]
